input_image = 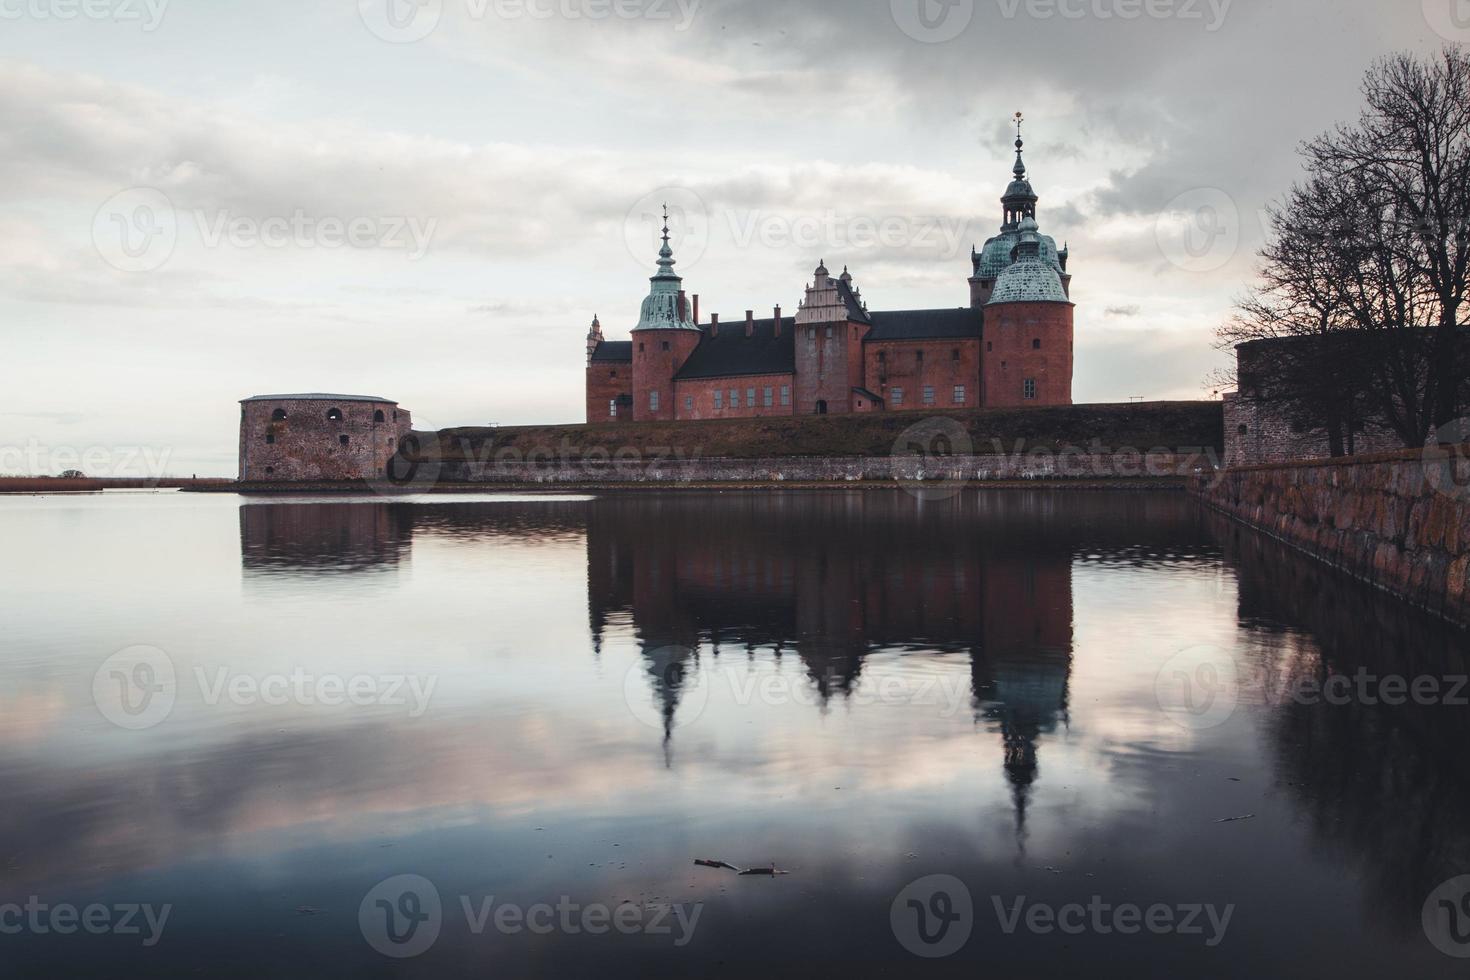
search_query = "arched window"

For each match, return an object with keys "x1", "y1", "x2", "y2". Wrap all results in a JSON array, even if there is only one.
[
  {"x1": 327, "y1": 407, "x2": 344, "y2": 422},
  {"x1": 271, "y1": 409, "x2": 288, "y2": 421},
  {"x1": 374, "y1": 410, "x2": 386, "y2": 423},
  {"x1": 388, "y1": 437, "x2": 396, "y2": 448}
]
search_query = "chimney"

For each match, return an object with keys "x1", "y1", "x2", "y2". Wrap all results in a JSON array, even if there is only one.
[
  {"x1": 710, "y1": 313, "x2": 719, "y2": 337},
  {"x1": 677, "y1": 290, "x2": 688, "y2": 322},
  {"x1": 774, "y1": 306, "x2": 782, "y2": 337},
  {"x1": 745, "y1": 310, "x2": 754, "y2": 338},
  {"x1": 693, "y1": 294, "x2": 700, "y2": 325}
]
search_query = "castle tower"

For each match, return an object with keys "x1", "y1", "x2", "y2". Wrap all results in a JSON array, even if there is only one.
[
  {"x1": 631, "y1": 207, "x2": 702, "y2": 422},
  {"x1": 970, "y1": 113, "x2": 1072, "y2": 308},
  {"x1": 982, "y1": 218, "x2": 1074, "y2": 407},
  {"x1": 794, "y1": 260, "x2": 869, "y2": 415},
  {"x1": 586, "y1": 314, "x2": 603, "y2": 365}
]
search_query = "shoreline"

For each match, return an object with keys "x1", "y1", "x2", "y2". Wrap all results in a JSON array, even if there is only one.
[{"x1": 192, "y1": 477, "x2": 1190, "y2": 495}]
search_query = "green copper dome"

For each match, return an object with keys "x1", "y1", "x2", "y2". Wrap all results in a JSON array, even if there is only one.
[
  {"x1": 633, "y1": 207, "x2": 698, "y2": 332},
  {"x1": 987, "y1": 224, "x2": 1070, "y2": 306}
]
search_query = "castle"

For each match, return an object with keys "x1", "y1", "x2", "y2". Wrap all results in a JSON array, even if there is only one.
[{"x1": 586, "y1": 120, "x2": 1075, "y2": 423}]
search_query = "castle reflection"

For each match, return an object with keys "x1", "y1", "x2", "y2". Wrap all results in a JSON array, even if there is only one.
[{"x1": 588, "y1": 491, "x2": 1210, "y2": 845}]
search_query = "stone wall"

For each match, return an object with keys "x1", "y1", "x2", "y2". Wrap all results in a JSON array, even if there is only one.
[
  {"x1": 239, "y1": 396, "x2": 412, "y2": 482},
  {"x1": 1223, "y1": 391, "x2": 1400, "y2": 468},
  {"x1": 410, "y1": 449, "x2": 1214, "y2": 486},
  {"x1": 1193, "y1": 448, "x2": 1470, "y2": 627}
]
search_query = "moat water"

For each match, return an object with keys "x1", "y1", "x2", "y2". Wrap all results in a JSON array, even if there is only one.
[{"x1": 2, "y1": 490, "x2": 1468, "y2": 977}]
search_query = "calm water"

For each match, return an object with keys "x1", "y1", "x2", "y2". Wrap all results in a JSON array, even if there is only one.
[{"x1": 2, "y1": 490, "x2": 1468, "y2": 978}]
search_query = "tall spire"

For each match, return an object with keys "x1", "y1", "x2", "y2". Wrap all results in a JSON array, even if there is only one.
[
  {"x1": 654, "y1": 203, "x2": 678, "y2": 281},
  {"x1": 1001, "y1": 111, "x2": 1038, "y2": 229},
  {"x1": 1013, "y1": 111, "x2": 1027, "y2": 179},
  {"x1": 633, "y1": 203, "x2": 698, "y2": 331}
]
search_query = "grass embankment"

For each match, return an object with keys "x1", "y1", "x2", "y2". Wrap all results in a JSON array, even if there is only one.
[{"x1": 412, "y1": 401, "x2": 1224, "y2": 462}]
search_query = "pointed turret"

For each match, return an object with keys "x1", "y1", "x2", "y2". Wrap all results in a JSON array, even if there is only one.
[
  {"x1": 586, "y1": 314, "x2": 604, "y2": 365},
  {"x1": 633, "y1": 205, "x2": 698, "y2": 333},
  {"x1": 1001, "y1": 111, "x2": 1039, "y2": 229}
]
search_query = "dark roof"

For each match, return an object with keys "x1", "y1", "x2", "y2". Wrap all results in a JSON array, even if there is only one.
[
  {"x1": 674, "y1": 319, "x2": 796, "y2": 381},
  {"x1": 865, "y1": 308, "x2": 983, "y2": 341},
  {"x1": 590, "y1": 341, "x2": 633, "y2": 363},
  {"x1": 835, "y1": 279, "x2": 871, "y2": 324}
]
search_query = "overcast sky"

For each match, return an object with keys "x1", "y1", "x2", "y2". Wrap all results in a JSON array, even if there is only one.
[{"x1": 0, "y1": 0, "x2": 1462, "y2": 475}]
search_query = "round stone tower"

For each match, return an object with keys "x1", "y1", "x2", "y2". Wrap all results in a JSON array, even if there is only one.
[
  {"x1": 631, "y1": 207, "x2": 702, "y2": 422},
  {"x1": 238, "y1": 394, "x2": 413, "y2": 482},
  {"x1": 982, "y1": 219, "x2": 1074, "y2": 408}
]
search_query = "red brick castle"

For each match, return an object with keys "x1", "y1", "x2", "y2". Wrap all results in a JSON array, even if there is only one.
[{"x1": 586, "y1": 118, "x2": 1074, "y2": 423}]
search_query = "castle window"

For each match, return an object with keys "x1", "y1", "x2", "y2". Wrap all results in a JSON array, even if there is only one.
[
  {"x1": 892, "y1": 388, "x2": 904, "y2": 407},
  {"x1": 639, "y1": 343, "x2": 645, "y2": 352},
  {"x1": 1032, "y1": 339, "x2": 1042, "y2": 350},
  {"x1": 388, "y1": 438, "x2": 396, "y2": 448},
  {"x1": 1238, "y1": 424, "x2": 1249, "y2": 436},
  {"x1": 611, "y1": 370, "x2": 617, "y2": 378},
  {"x1": 878, "y1": 351, "x2": 886, "y2": 363},
  {"x1": 265, "y1": 434, "x2": 275, "y2": 445},
  {"x1": 987, "y1": 342, "x2": 993, "y2": 352},
  {"x1": 763, "y1": 387, "x2": 773, "y2": 408},
  {"x1": 916, "y1": 350, "x2": 924, "y2": 364},
  {"x1": 952, "y1": 349, "x2": 960, "y2": 362},
  {"x1": 374, "y1": 410, "x2": 386, "y2": 423},
  {"x1": 922, "y1": 386, "x2": 935, "y2": 406},
  {"x1": 714, "y1": 390, "x2": 723, "y2": 409},
  {"x1": 327, "y1": 408, "x2": 343, "y2": 421},
  {"x1": 662, "y1": 341, "x2": 670, "y2": 352},
  {"x1": 781, "y1": 386, "x2": 790, "y2": 406},
  {"x1": 953, "y1": 385, "x2": 967, "y2": 405},
  {"x1": 265, "y1": 467, "x2": 274, "y2": 475},
  {"x1": 650, "y1": 391, "x2": 660, "y2": 412},
  {"x1": 339, "y1": 435, "x2": 350, "y2": 446},
  {"x1": 271, "y1": 408, "x2": 288, "y2": 421},
  {"x1": 1024, "y1": 379, "x2": 1037, "y2": 400}
]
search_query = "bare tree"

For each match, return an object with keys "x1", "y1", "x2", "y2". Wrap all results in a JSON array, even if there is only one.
[
  {"x1": 1222, "y1": 47, "x2": 1470, "y2": 450},
  {"x1": 1307, "y1": 47, "x2": 1470, "y2": 433}
]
